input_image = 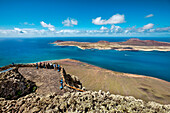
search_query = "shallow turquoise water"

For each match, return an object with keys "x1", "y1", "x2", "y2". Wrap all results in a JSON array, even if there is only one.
[{"x1": 0, "y1": 37, "x2": 170, "y2": 81}]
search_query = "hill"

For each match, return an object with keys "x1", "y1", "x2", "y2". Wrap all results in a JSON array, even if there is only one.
[
  {"x1": 55, "y1": 59, "x2": 170, "y2": 104},
  {"x1": 52, "y1": 38, "x2": 170, "y2": 51}
]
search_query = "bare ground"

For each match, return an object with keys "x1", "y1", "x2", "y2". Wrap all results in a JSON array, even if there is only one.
[
  {"x1": 54, "y1": 59, "x2": 170, "y2": 104},
  {"x1": 18, "y1": 67, "x2": 65, "y2": 95},
  {"x1": 17, "y1": 59, "x2": 170, "y2": 104}
]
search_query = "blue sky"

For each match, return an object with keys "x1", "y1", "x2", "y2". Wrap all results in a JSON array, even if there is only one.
[{"x1": 0, "y1": 0, "x2": 170, "y2": 37}]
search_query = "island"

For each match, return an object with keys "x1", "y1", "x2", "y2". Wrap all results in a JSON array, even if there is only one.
[{"x1": 52, "y1": 38, "x2": 170, "y2": 51}]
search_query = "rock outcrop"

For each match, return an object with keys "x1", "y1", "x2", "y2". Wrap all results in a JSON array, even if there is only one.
[
  {"x1": 0, "y1": 65, "x2": 170, "y2": 112},
  {"x1": 61, "y1": 67, "x2": 83, "y2": 92},
  {"x1": 0, "y1": 67, "x2": 37, "y2": 100},
  {"x1": 0, "y1": 64, "x2": 35, "y2": 71},
  {"x1": 0, "y1": 90, "x2": 169, "y2": 112},
  {"x1": 119, "y1": 38, "x2": 170, "y2": 46}
]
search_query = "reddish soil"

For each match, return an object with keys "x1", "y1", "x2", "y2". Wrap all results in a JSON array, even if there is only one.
[{"x1": 118, "y1": 38, "x2": 170, "y2": 46}]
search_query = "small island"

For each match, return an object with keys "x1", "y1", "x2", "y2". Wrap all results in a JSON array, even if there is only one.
[{"x1": 52, "y1": 38, "x2": 170, "y2": 51}]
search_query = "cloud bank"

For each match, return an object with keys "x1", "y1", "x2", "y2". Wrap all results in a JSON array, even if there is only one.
[
  {"x1": 0, "y1": 23, "x2": 169, "y2": 37},
  {"x1": 0, "y1": 14, "x2": 169, "y2": 37},
  {"x1": 40, "y1": 21, "x2": 55, "y2": 31},
  {"x1": 62, "y1": 18, "x2": 78, "y2": 27},
  {"x1": 92, "y1": 14, "x2": 125, "y2": 25},
  {"x1": 143, "y1": 23, "x2": 154, "y2": 29}
]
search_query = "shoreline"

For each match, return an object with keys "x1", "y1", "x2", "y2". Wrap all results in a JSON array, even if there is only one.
[
  {"x1": 33, "y1": 58, "x2": 170, "y2": 83},
  {"x1": 1, "y1": 58, "x2": 169, "y2": 83},
  {"x1": 43, "y1": 58, "x2": 170, "y2": 104},
  {"x1": 1, "y1": 58, "x2": 170, "y2": 104},
  {"x1": 54, "y1": 44, "x2": 170, "y2": 52},
  {"x1": 52, "y1": 38, "x2": 170, "y2": 52}
]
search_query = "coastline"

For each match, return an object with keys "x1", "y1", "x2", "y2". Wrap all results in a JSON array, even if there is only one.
[
  {"x1": 1, "y1": 58, "x2": 169, "y2": 83},
  {"x1": 38, "y1": 58, "x2": 170, "y2": 83},
  {"x1": 1, "y1": 58, "x2": 170, "y2": 104},
  {"x1": 54, "y1": 44, "x2": 170, "y2": 51},
  {"x1": 52, "y1": 38, "x2": 170, "y2": 51},
  {"x1": 40, "y1": 58, "x2": 170, "y2": 104}
]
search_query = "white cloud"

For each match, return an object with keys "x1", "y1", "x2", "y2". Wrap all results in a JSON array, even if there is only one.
[
  {"x1": 14, "y1": 28, "x2": 27, "y2": 33},
  {"x1": 62, "y1": 18, "x2": 78, "y2": 27},
  {"x1": 155, "y1": 27, "x2": 170, "y2": 32},
  {"x1": 145, "y1": 14, "x2": 154, "y2": 18},
  {"x1": 40, "y1": 21, "x2": 55, "y2": 31},
  {"x1": 110, "y1": 25, "x2": 123, "y2": 33},
  {"x1": 124, "y1": 26, "x2": 136, "y2": 33},
  {"x1": 56, "y1": 29, "x2": 80, "y2": 33},
  {"x1": 1, "y1": 25, "x2": 170, "y2": 37},
  {"x1": 143, "y1": 23, "x2": 154, "y2": 30},
  {"x1": 48, "y1": 27, "x2": 55, "y2": 32},
  {"x1": 23, "y1": 22, "x2": 35, "y2": 25},
  {"x1": 14, "y1": 28, "x2": 21, "y2": 31},
  {"x1": 100, "y1": 26, "x2": 108, "y2": 30},
  {"x1": 92, "y1": 14, "x2": 125, "y2": 25}
]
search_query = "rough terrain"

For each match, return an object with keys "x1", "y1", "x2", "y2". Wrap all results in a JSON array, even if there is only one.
[
  {"x1": 19, "y1": 67, "x2": 65, "y2": 95},
  {"x1": 0, "y1": 61, "x2": 170, "y2": 112},
  {"x1": 0, "y1": 90, "x2": 170, "y2": 112},
  {"x1": 55, "y1": 59, "x2": 170, "y2": 104},
  {"x1": 0, "y1": 67, "x2": 36, "y2": 100}
]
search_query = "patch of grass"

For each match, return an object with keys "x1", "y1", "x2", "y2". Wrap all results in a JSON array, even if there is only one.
[
  {"x1": 26, "y1": 84, "x2": 30, "y2": 88},
  {"x1": 7, "y1": 95, "x2": 11, "y2": 99},
  {"x1": 16, "y1": 90, "x2": 22, "y2": 96},
  {"x1": 32, "y1": 86, "x2": 37, "y2": 92}
]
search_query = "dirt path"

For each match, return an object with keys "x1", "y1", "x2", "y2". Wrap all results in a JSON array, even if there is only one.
[{"x1": 18, "y1": 67, "x2": 65, "y2": 95}]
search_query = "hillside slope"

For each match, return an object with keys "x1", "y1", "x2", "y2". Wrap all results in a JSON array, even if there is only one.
[{"x1": 55, "y1": 59, "x2": 170, "y2": 104}]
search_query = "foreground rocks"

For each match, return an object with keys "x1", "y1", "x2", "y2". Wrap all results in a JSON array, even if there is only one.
[
  {"x1": 0, "y1": 90, "x2": 170, "y2": 112},
  {"x1": 0, "y1": 65, "x2": 170, "y2": 112},
  {"x1": 0, "y1": 68, "x2": 37, "y2": 100}
]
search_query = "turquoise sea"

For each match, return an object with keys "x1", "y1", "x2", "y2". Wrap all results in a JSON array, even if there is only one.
[{"x1": 0, "y1": 37, "x2": 170, "y2": 82}]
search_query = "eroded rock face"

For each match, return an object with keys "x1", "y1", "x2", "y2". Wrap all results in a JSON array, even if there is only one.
[
  {"x1": 61, "y1": 68, "x2": 83, "y2": 91},
  {"x1": 0, "y1": 66, "x2": 169, "y2": 112},
  {"x1": 120, "y1": 38, "x2": 170, "y2": 46},
  {"x1": 0, "y1": 91, "x2": 169, "y2": 113},
  {"x1": 0, "y1": 67, "x2": 37, "y2": 100}
]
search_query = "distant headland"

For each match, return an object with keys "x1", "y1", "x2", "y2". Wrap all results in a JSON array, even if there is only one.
[{"x1": 52, "y1": 38, "x2": 170, "y2": 51}]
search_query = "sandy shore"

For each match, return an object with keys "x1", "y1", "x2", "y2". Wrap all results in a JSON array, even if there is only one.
[
  {"x1": 55, "y1": 44, "x2": 170, "y2": 51},
  {"x1": 52, "y1": 39, "x2": 170, "y2": 51}
]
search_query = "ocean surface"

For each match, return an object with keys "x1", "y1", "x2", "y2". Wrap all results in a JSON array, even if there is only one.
[{"x1": 0, "y1": 37, "x2": 170, "y2": 82}]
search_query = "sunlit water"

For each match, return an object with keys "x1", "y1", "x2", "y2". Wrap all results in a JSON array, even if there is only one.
[{"x1": 0, "y1": 37, "x2": 170, "y2": 81}]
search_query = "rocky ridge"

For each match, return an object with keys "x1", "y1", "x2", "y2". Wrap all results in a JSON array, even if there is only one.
[
  {"x1": 0, "y1": 65, "x2": 170, "y2": 112},
  {"x1": 0, "y1": 90, "x2": 170, "y2": 112},
  {"x1": 53, "y1": 38, "x2": 170, "y2": 51},
  {"x1": 0, "y1": 67, "x2": 37, "y2": 100},
  {"x1": 119, "y1": 38, "x2": 170, "y2": 46}
]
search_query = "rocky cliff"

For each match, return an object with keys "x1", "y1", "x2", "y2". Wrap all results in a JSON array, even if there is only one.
[
  {"x1": 0, "y1": 65, "x2": 170, "y2": 112},
  {"x1": 0, "y1": 90, "x2": 170, "y2": 112},
  {"x1": 0, "y1": 67, "x2": 37, "y2": 100}
]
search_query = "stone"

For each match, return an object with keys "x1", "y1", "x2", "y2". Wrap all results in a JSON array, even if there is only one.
[{"x1": 30, "y1": 107, "x2": 40, "y2": 112}]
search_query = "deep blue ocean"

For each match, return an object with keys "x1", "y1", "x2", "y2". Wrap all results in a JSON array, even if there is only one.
[{"x1": 0, "y1": 37, "x2": 170, "y2": 82}]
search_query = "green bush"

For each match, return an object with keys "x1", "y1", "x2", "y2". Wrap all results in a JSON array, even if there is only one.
[
  {"x1": 16, "y1": 90, "x2": 22, "y2": 96},
  {"x1": 32, "y1": 86, "x2": 37, "y2": 92}
]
